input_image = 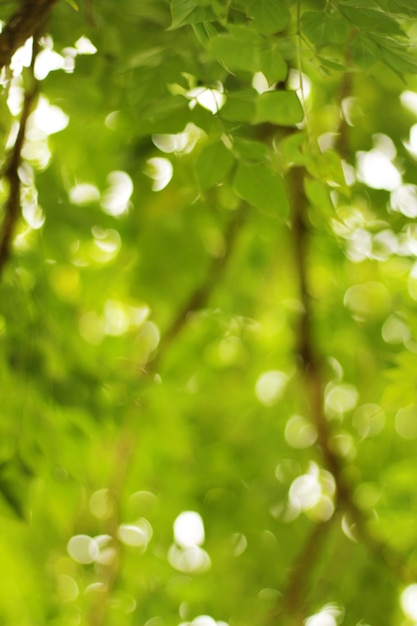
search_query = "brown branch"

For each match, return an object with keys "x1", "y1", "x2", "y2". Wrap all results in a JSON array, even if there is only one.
[
  {"x1": 85, "y1": 0, "x2": 95, "y2": 27},
  {"x1": 289, "y1": 165, "x2": 416, "y2": 583},
  {"x1": 0, "y1": 0, "x2": 58, "y2": 72},
  {"x1": 0, "y1": 41, "x2": 39, "y2": 280},
  {"x1": 335, "y1": 29, "x2": 356, "y2": 160},
  {"x1": 150, "y1": 203, "x2": 248, "y2": 370},
  {"x1": 291, "y1": 167, "x2": 331, "y2": 457},
  {"x1": 86, "y1": 425, "x2": 137, "y2": 626},
  {"x1": 0, "y1": 0, "x2": 58, "y2": 278},
  {"x1": 336, "y1": 70, "x2": 352, "y2": 161},
  {"x1": 267, "y1": 520, "x2": 332, "y2": 626}
]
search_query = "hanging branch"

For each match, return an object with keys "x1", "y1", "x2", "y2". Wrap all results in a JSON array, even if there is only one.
[
  {"x1": 0, "y1": 41, "x2": 39, "y2": 280},
  {"x1": 288, "y1": 165, "x2": 416, "y2": 592},
  {"x1": 0, "y1": 0, "x2": 58, "y2": 72}
]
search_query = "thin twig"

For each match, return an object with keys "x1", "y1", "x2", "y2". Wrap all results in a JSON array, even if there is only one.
[
  {"x1": 150, "y1": 203, "x2": 248, "y2": 370},
  {"x1": 85, "y1": 0, "x2": 95, "y2": 27},
  {"x1": 0, "y1": 0, "x2": 58, "y2": 72},
  {"x1": 335, "y1": 30, "x2": 356, "y2": 160},
  {"x1": 336, "y1": 70, "x2": 352, "y2": 160},
  {"x1": 86, "y1": 424, "x2": 137, "y2": 626}
]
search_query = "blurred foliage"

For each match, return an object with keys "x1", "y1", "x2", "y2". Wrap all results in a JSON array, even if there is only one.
[{"x1": 1, "y1": 1, "x2": 417, "y2": 625}]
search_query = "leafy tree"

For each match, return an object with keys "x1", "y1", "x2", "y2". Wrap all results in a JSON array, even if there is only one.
[{"x1": 1, "y1": 0, "x2": 417, "y2": 625}]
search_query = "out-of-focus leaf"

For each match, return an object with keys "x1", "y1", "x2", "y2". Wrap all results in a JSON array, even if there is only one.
[
  {"x1": 379, "y1": 43, "x2": 417, "y2": 77},
  {"x1": 208, "y1": 34, "x2": 260, "y2": 72},
  {"x1": 349, "y1": 33, "x2": 380, "y2": 69},
  {"x1": 221, "y1": 90, "x2": 257, "y2": 122},
  {"x1": 245, "y1": 0, "x2": 290, "y2": 34},
  {"x1": 280, "y1": 132, "x2": 308, "y2": 168},
  {"x1": 233, "y1": 162, "x2": 289, "y2": 216},
  {"x1": 339, "y1": 4, "x2": 404, "y2": 35},
  {"x1": 64, "y1": 0, "x2": 79, "y2": 10},
  {"x1": 254, "y1": 91, "x2": 304, "y2": 126},
  {"x1": 232, "y1": 137, "x2": 270, "y2": 162},
  {"x1": 301, "y1": 11, "x2": 350, "y2": 47},
  {"x1": 306, "y1": 149, "x2": 347, "y2": 189},
  {"x1": 170, "y1": 0, "x2": 217, "y2": 29},
  {"x1": 376, "y1": 0, "x2": 417, "y2": 14},
  {"x1": 259, "y1": 47, "x2": 287, "y2": 84},
  {"x1": 304, "y1": 177, "x2": 334, "y2": 214},
  {"x1": 194, "y1": 141, "x2": 234, "y2": 191},
  {"x1": 136, "y1": 96, "x2": 192, "y2": 134},
  {"x1": 191, "y1": 21, "x2": 218, "y2": 47}
]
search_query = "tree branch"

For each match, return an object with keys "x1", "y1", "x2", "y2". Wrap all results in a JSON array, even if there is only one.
[
  {"x1": 336, "y1": 70, "x2": 352, "y2": 161},
  {"x1": 0, "y1": 0, "x2": 58, "y2": 72},
  {"x1": 268, "y1": 520, "x2": 332, "y2": 625},
  {"x1": 85, "y1": 0, "x2": 95, "y2": 27},
  {"x1": 150, "y1": 203, "x2": 248, "y2": 370},
  {"x1": 86, "y1": 425, "x2": 137, "y2": 626},
  {"x1": 0, "y1": 40, "x2": 39, "y2": 281},
  {"x1": 289, "y1": 165, "x2": 416, "y2": 584},
  {"x1": 0, "y1": 0, "x2": 57, "y2": 279}
]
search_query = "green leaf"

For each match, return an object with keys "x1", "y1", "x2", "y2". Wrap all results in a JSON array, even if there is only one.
[
  {"x1": 300, "y1": 11, "x2": 349, "y2": 47},
  {"x1": 322, "y1": 150, "x2": 347, "y2": 188},
  {"x1": 306, "y1": 149, "x2": 347, "y2": 189},
  {"x1": 0, "y1": 456, "x2": 33, "y2": 520},
  {"x1": 245, "y1": 0, "x2": 290, "y2": 35},
  {"x1": 381, "y1": 0, "x2": 417, "y2": 15},
  {"x1": 280, "y1": 132, "x2": 308, "y2": 168},
  {"x1": 259, "y1": 47, "x2": 287, "y2": 84},
  {"x1": 383, "y1": 353, "x2": 417, "y2": 408},
  {"x1": 137, "y1": 96, "x2": 191, "y2": 134},
  {"x1": 64, "y1": 0, "x2": 79, "y2": 10},
  {"x1": 191, "y1": 22, "x2": 218, "y2": 48},
  {"x1": 339, "y1": 4, "x2": 404, "y2": 35},
  {"x1": 194, "y1": 141, "x2": 234, "y2": 191},
  {"x1": 254, "y1": 91, "x2": 304, "y2": 126},
  {"x1": 208, "y1": 34, "x2": 260, "y2": 72},
  {"x1": 317, "y1": 56, "x2": 348, "y2": 73},
  {"x1": 170, "y1": 0, "x2": 216, "y2": 29},
  {"x1": 349, "y1": 33, "x2": 380, "y2": 69},
  {"x1": 232, "y1": 137, "x2": 270, "y2": 162},
  {"x1": 304, "y1": 178, "x2": 334, "y2": 214},
  {"x1": 221, "y1": 90, "x2": 257, "y2": 122},
  {"x1": 233, "y1": 162, "x2": 289, "y2": 216},
  {"x1": 379, "y1": 44, "x2": 417, "y2": 77},
  {"x1": 386, "y1": 0, "x2": 417, "y2": 17}
]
